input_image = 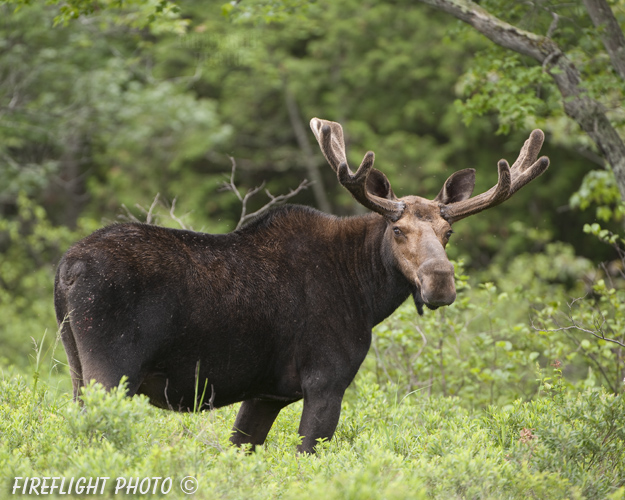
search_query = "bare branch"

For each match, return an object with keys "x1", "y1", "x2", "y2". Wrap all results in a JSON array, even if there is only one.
[
  {"x1": 134, "y1": 193, "x2": 161, "y2": 225},
  {"x1": 412, "y1": 323, "x2": 429, "y2": 362},
  {"x1": 416, "y1": 0, "x2": 556, "y2": 62},
  {"x1": 168, "y1": 197, "x2": 191, "y2": 230},
  {"x1": 118, "y1": 194, "x2": 157, "y2": 224},
  {"x1": 208, "y1": 384, "x2": 216, "y2": 411},
  {"x1": 116, "y1": 193, "x2": 191, "y2": 230},
  {"x1": 118, "y1": 204, "x2": 143, "y2": 223},
  {"x1": 223, "y1": 156, "x2": 311, "y2": 230},
  {"x1": 237, "y1": 183, "x2": 266, "y2": 225},
  {"x1": 236, "y1": 179, "x2": 311, "y2": 229},
  {"x1": 220, "y1": 156, "x2": 245, "y2": 203},
  {"x1": 559, "y1": 326, "x2": 618, "y2": 393},
  {"x1": 546, "y1": 12, "x2": 559, "y2": 39}
]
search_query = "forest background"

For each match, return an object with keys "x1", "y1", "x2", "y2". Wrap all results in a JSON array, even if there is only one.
[{"x1": 1, "y1": 1, "x2": 625, "y2": 498}]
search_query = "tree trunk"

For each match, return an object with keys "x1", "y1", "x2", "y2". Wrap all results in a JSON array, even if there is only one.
[
  {"x1": 583, "y1": 0, "x2": 625, "y2": 81},
  {"x1": 416, "y1": 0, "x2": 625, "y2": 202},
  {"x1": 285, "y1": 86, "x2": 332, "y2": 213},
  {"x1": 50, "y1": 132, "x2": 90, "y2": 229}
]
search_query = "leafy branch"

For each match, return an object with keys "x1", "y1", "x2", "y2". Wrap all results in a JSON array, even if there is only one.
[{"x1": 532, "y1": 298, "x2": 625, "y2": 350}]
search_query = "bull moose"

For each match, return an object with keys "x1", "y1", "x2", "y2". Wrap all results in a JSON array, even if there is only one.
[{"x1": 54, "y1": 118, "x2": 549, "y2": 453}]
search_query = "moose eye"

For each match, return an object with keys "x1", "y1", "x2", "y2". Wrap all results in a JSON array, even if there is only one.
[
  {"x1": 392, "y1": 227, "x2": 403, "y2": 237},
  {"x1": 445, "y1": 230, "x2": 454, "y2": 240}
]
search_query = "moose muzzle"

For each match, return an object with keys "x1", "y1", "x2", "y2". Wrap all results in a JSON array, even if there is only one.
[{"x1": 417, "y1": 259, "x2": 456, "y2": 307}]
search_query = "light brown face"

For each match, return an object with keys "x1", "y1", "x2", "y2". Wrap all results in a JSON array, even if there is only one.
[{"x1": 387, "y1": 196, "x2": 456, "y2": 312}]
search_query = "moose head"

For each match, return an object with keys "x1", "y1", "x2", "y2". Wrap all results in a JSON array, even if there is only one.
[{"x1": 310, "y1": 118, "x2": 549, "y2": 314}]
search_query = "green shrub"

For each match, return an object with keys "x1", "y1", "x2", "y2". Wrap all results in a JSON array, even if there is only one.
[{"x1": 2, "y1": 369, "x2": 624, "y2": 499}]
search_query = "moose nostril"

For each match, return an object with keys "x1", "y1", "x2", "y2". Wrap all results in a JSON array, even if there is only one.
[{"x1": 417, "y1": 259, "x2": 456, "y2": 307}]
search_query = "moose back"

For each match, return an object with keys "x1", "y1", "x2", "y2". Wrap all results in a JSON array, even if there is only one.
[{"x1": 55, "y1": 118, "x2": 549, "y2": 453}]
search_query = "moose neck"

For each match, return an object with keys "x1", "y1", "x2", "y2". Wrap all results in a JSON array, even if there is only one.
[
  {"x1": 333, "y1": 212, "x2": 413, "y2": 326},
  {"x1": 236, "y1": 205, "x2": 414, "y2": 328}
]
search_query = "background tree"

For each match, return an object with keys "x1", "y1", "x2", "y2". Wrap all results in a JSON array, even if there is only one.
[
  {"x1": 414, "y1": 0, "x2": 625, "y2": 214},
  {"x1": 0, "y1": 0, "x2": 622, "y2": 399}
]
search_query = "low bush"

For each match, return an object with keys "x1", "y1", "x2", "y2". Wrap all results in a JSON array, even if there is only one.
[{"x1": 1, "y1": 368, "x2": 624, "y2": 499}]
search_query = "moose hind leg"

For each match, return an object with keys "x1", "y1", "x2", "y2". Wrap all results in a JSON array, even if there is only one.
[
  {"x1": 58, "y1": 319, "x2": 84, "y2": 402},
  {"x1": 230, "y1": 398, "x2": 291, "y2": 450},
  {"x1": 80, "y1": 360, "x2": 144, "y2": 397},
  {"x1": 76, "y1": 342, "x2": 145, "y2": 398}
]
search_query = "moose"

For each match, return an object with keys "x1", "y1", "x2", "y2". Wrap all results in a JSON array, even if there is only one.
[{"x1": 54, "y1": 118, "x2": 549, "y2": 453}]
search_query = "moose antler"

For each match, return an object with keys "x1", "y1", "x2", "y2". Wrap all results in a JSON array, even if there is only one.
[
  {"x1": 440, "y1": 129, "x2": 550, "y2": 222},
  {"x1": 310, "y1": 118, "x2": 405, "y2": 221}
]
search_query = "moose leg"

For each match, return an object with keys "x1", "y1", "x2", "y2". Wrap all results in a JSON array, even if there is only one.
[
  {"x1": 297, "y1": 384, "x2": 346, "y2": 454},
  {"x1": 58, "y1": 317, "x2": 143, "y2": 401},
  {"x1": 230, "y1": 398, "x2": 291, "y2": 450},
  {"x1": 81, "y1": 365, "x2": 143, "y2": 396},
  {"x1": 78, "y1": 347, "x2": 144, "y2": 398},
  {"x1": 58, "y1": 320, "x2": 84, "y2": 402}
]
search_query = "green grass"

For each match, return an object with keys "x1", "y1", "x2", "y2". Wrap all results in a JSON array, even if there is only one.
[{"x1": 1, "y1": 368, "x2": 624, "y2": 499}]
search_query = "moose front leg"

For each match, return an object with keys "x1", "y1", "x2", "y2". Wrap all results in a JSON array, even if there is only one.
[
  {"x1": 297, "y1": 384, "x2": 346, "y2": 454},
  {"x1": 230, "y1": 398, "x2": 291, "y2": 450}
]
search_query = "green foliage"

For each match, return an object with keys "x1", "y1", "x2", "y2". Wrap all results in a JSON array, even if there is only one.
[
  {"x1": 0, "y1": 2, "x2": 230, "y2": 230},
  {"x1": 1, "y1": 0, "x2": 187, "y2": 32},
  {"x1": 0, "y1": 0, "x2": 604, "y2": 260},
  {"x1": 65, "y1": 379, "x2": 153, "y2": 450},
  {"x1": 1, "y1": 369, "x2": 624, "y2": 499},
  {"x1": 223, "y1": 0, "x2": 313, "y2": 24},
  {"x1": 450, "y1": 0, "x2": 625, "y2": 234},
  {"x1": 454, "y1": 1, "x2": 625, "y2": 138},
  {"x1": 81, "y1": 59, "x2": 231, "y2": 219},
  {"x1": 532, "y1": 279, "x2": 625, "y2": 394},
  {"x1": 370, "y1": 255, "x2": 593, "y2": 408},
  {"x1": 572, "y1": 169, "x2": 625, "y2": 222},
  {"x1": 584, "y1": 222, "x2": 625, "y2": 246},
  {"x1": 455, "y1": 50, "x2": 555, "y2": 134},
  {"x1": 483, "y1": 382, "x2": 625, "y2": 499},
  {"x1": 2, "y1": 202, "x2": 622, "y2": 496}
]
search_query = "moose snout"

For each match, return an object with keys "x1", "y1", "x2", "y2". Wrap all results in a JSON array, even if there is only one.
[{"x1": 417, "y1": 259, "x2": 456, "y2": 307}]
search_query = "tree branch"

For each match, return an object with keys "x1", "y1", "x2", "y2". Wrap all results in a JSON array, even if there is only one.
[
  {"x1": 222, "y1": 157, "x2": 311, "y2": 229},
  {"x1": 168, "y1": 197, "x2": 190, "y2": 230},
  {"x1": 582, "y1": 0, "x2": 625, "y2": 80},
  {"x1": 118, "y1": 192, "x2": 191, "y2": 229},
  {"x1": 416, "y1": 0, "x2": 555, "y2": 61},
  {"x1": 531, "y1": 297, "x2": 625, "y2": 349},
  {"x1": 416, "y1": 0, "x2": 625, "y2": 202}
]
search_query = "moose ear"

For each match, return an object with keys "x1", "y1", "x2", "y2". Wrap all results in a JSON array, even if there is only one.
[
  {"x1": 434, "y1": 168, "x2": 476, "y2": 204},
  {"x1": 366, "y1": 168, "x2": 397, "y2": 200}
]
